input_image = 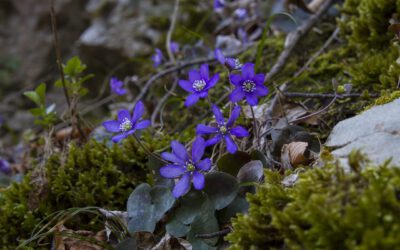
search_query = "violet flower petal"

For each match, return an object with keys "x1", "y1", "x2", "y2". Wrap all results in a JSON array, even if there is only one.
[
  {"x1": 214, "y1": 48, "x2": 225, "y2": 64},
  {"x1": 212, "y1": 105, "x2": 224, "y2": 124},
  {"x1": 179, "y1": 80, "x2": 194, "y2": 93},
  {"x1": 160, "y1": 164, "x2": 187, "y2": 178},
  {"x1": 200, "y1": 64, "x2": 209, "y2": 79},
  {"x1": 171, "y1": 140, "x2": 189, "y2": 162},
  {"x1": 229, "y1": 74, "x2": 242, "y2": 86},
  {"x1": 161, "y1": 152, "x2": 185, "y2": 165},
  {"x1": 184, "y1": 93, "x2": 200, "y2": 107},
  {"x1": 173, "y1": 173, "x2": 191, "y2": 198},
  {"x1": 192, "y1": 137, "x2": 205, "y2": 163},
  {"x1": 112, "y1": 133, "x2": 128, "y2": 143},
  {"x1": 196, "y1": 124, "x2": 218, "y2": 135},
  {"x1": 230, "y1": 126, "x2": 250, "y2": 138},
  {"x1": 253, "y1": 74, "x2": 265, "y2": 85},
  {"x1": 188, "y1": 70, "x2": 201, "y2": 83},
  {"x1": 229, "y1": 88, "x2": 245, "y2": 103},
  {"x1": 192, "y1": 171, "x2": 205, "y2": 190},
  {"x1": 226, "y1": 105, "x2": 241, "y2": 127},
  {"x1": 256, "y1": 85, "x2": 269, "y2": 97},
  {"x1": 103, "y1": 120, "x2": 121, "y2": 133},
  {"x1": 242, "y1": 63, "x2": 255, "y2": 79},
  {"x1": 132, "y1": 101, "x2": 145, "y2": 124},
  {"x1": 135, "y1": 120, "x2": 151, "y2": 130},
  {"x1": 205, "y1": 135, "x2": 222, "y2": 147},
  {"x1": 197, "y1": 158, "x2": 211, "y2": 171},
  {"x1": 224, "y1": 135, "x2": 238, "y2": 154},
  {"x1": 246, "y1": 94, "x2": 258, "y2": 106},
  {"x1": 206, "y1": 74, "x2": 220, "y2": 90},
  {"x1": 117, "y1": 109, "x2": 130, "y2": 123}
]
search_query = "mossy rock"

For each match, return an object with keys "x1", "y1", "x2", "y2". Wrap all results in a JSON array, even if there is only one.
[
  {"x1": 0, "y1": 138, "x2": 151, "y2": 249},
  {"x1": 227, "y1": 155, "x2": 400, "y2": 250}
]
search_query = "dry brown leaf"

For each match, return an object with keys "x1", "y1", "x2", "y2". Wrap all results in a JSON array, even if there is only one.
[
  {"x1": 54, "y1": 224, "x2": 107, "y2": 250},
  {"x1": 281, "y1": 141, "x2": 309, "y2": 169},
  {"x1": 151, "y1": 233, "x2": 192, "y2": 250}
]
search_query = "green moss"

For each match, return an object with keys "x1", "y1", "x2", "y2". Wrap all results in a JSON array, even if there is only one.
[
  {"x1": 340, "y1": 0, "x2": 400, "y2": 51},
  {"x1": 347, "y1": 47, "x2": 400, "y2": 91},
  {"x1": 364, "y1": 90, "x2": 400, "y2": 110},
  {"x1": 227, "y1": 155, "x2": 400, "y2": 250},
  {"x1": 0, "y1": 138, "x2": 151, "y2": 249}
]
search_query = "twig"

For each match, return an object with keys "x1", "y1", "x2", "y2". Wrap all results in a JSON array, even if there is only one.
[
  {"x1": 282, "y1": 92, "x2": 379, "y2": 99},
  {"x1": 289, "y1": 94, "x2": 337, "y2": 124},
  {"x1": 265, "y1": 0, "x2": 336, "y2": 82},
  {"x1": 133, "y1": 134, "x2": 168, "y2": 164},
  {"x1": 264, "y1": 0, "x2": 336, "y2": 122},
  {"x1": 294, "y1": 27, "x2": 340, "y2": 78},
  {"x1": 151, "y1": 78, "x2": 178, "y2": 125},
  {"x1": 195, "y1": 227, "x2": 232, "y2": 239},
  {"x1": 49, "y1": 0, "x2": 70, "y2": 108},
  {"x1": 250, "y1": 106, "x2": 260, "y2": 150},
  {"x1": 166, "y1": 0, "x2": 179, "y2": 63}
]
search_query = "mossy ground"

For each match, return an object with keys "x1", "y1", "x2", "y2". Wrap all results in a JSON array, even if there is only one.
[
  {"x1": 2, "y1": 0, "x2": 400, "y2": 248},
  {"x1": 227, "y1": 153, "x2": 400, "y2": 250}
]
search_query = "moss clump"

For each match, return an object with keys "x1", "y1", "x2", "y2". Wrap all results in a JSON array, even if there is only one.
[
  {"x1": 340, "y1": 0, "x2": 400, "y2": 51},
  {"x1": 227, "y1": 157, "x2": 400, "y2": 250},
  {"x1": 364, "y1": 91, "x2": 400, "y2": 110},
  {"x1": 0, "y1": 138, "x2": 150, "y2": 249}
]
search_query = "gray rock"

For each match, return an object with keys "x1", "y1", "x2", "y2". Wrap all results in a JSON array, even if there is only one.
[
  {"x1": 78, "y1": 0, "x2": 172, "y2": 69},
  {"x1": 325, "y1": 98, "x2": 400, "y2": 168}
]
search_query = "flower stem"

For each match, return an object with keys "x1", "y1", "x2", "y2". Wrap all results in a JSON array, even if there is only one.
[
  {"x1": 133, "y1": 134, "x2": 167, "y2": 163},
  {"x1": 250, "y1": 105, "x2": 260, "y2": 150}
]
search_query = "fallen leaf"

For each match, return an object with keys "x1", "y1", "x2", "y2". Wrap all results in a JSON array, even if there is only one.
[{"x1": 281, "y1": 141, "x2": 309, "y2": 169}]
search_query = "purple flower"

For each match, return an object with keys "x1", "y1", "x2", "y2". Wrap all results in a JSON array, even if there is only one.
[
  {"x1": 234, "y1": 8, "x2": 248, "y2": 19},
  {"x1": 110, "y1": 77, "x2": 127, "y2": 96},
  {"x1": 170, "y1": 42, "x2": 179, "y2": 54},
  {"x1": 178, "y1": 64, "x2": 219, "y2": 107},
  {"x1": 214, "y1": 0, "x2": 225, "y2": 10},
  {"x1": 151, "y1": 48, "x2": 163, "y2": 68},
  {"x1": 102, "y1": 101, "x2": 151, "y2": 143},
  {"x1": 237, "y1": 28, "x2": 248, "y2": 44},
  {"x1": 0, "y1": 159, "x2": 11, "y2": 175},
  {"x1": 214, "y1": 48, "x2": 242, "y2": 70},
  {"x1": 160, "y1": 137, "x2": 211, "y2": 198},
  {"x1": 229, "y1": 63, "x2": 268, "y2": 106},
  {"x1": 196, "y1": 105, "x2": 249, "y2": 154}
]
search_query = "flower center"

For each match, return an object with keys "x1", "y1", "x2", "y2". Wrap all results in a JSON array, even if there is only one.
[
  {"x1": 119, "y1": 118, "x2": 132, "y2": 132},
  {"x1": 219, "y1": 125, "x2": 228, "y2": 134},
  {"x1": 192, "y1": 79, "x2": 207, "y2": 92},
  {"x1": 186, "y1": 163, "x2": 195, "y2": 172},
  {"x1": 242, "y1": 80, "x2": 256, "y2": 93},
  {"x1": 233, "y1": 59, "x2": 242, "y2": 70}
]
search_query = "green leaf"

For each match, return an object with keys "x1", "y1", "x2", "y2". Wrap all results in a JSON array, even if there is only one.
[
  {"x1": 115, "y1": 238, "x2": 137, "y2": 250},
  {"x1": 250, "y1": 150, "x2": 269, "y2": 168},
  {"x1": 35, "y1": 83, "x2": 46, "y2": 105},
  {"x1": 237, "y1": 160, "x2": 264, "y2": 183},
  {"x1": 218, "y1": 195, "x2": 249, "y2": 223},
  {"x1": 166, "y1": 215, "x2": 191, "y2": 237},
  {"x1": 127, "y1": 183, "x2": 156, "y2": 233},
  {"x1": 187, "y1": 199, "x2": 219, "y2": 248},
  {"x1": 175, "y1": 190, "x2": 207, "y2": 224},
  {"x1": 23, "y1": 91, "x2": 41, "y2": 107},
  {"x1": 150, "y1": 186, "x2": 175, "y2": 221},
  {"x1": 203, "y1": 171, "x2": 239, "y2": 210},
  {"x1": 217, "y1": 151, "x2": 251, "y2": 177},
  {"x1": 127, "y1": 184, "x2": 175, "y2": 233},
  {"x1": 63, "y1": 56, "x2": 86, "y2": 77},
  {"x1": 29, "y1": 107, "x2": 44, "y2": 117}
]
